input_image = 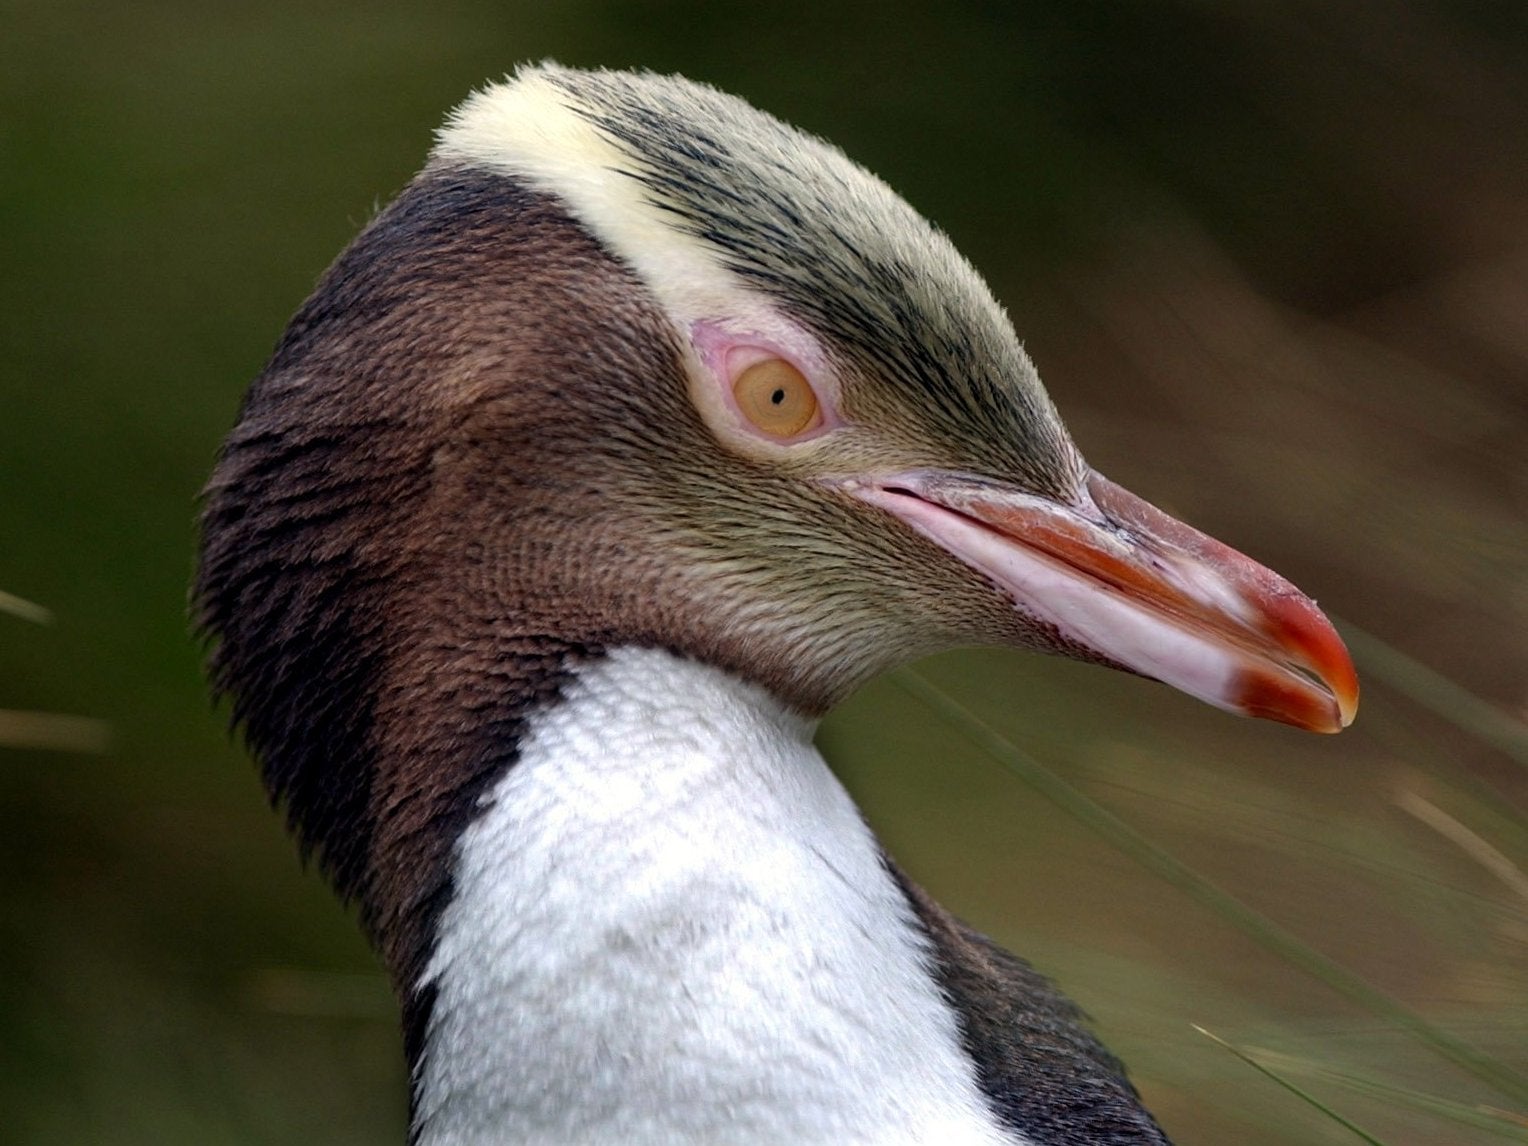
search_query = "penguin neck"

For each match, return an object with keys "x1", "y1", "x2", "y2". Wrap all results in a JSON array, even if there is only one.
[{"x1": 409, "y1": 645, "x2": 1015, "y2": 1145}]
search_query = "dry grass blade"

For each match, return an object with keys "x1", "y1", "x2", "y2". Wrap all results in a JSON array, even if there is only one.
[
  {"x1": 0, "y1": 589, "x2": 53, "y2": 625},
  {"x1": 1238, "y1": 1045, "x2": 1528, "y2": 1141},
  {"x1": 1191, "y1": 1026, "x2": 1388, "y2": 1145},
  {"x1": 0, "y1": 709, "x2": 111, "y2": 754},
  {"x1": 891, "y1": 665, "x2": 1528, "y2": 1107},
  {"x1": 1397, "y1": 789, "x2": 1528, "y2": 906},
  {"x1": 0, "y1": 591, "x2": 109, "y2": 752}
]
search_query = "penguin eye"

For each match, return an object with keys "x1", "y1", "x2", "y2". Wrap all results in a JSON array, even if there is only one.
[{"x1": 732, "y1": 358, "x2": 821, "y2": 439}]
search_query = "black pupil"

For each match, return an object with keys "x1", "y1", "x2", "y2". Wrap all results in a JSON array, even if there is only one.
[{"x1": 770, "y1": 388, "x2": 786, "y2": 405}]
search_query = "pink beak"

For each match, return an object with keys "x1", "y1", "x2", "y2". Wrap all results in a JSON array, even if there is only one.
[{"x1": 850, "y1": 469, "x2": 1358, "y2": 733}]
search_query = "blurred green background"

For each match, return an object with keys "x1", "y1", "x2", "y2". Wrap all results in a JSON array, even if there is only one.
[{"x1": 3, "y1": 2, "x2": 1525, "y2": 1143}]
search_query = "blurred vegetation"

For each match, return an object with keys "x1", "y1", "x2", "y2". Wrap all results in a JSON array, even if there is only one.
[{"x1": 2, "y1": 1, "x2": 1525, "y2": 1143}]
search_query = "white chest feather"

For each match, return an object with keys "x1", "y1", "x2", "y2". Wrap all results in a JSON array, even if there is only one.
[{"x1": 413, "y1": 647, "x2": 1020, "y2": 1145}]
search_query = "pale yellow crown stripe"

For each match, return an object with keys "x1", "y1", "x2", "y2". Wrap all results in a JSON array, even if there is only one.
[{"x1": 433, "y1": 68, "x2": 749, "y2": 326}]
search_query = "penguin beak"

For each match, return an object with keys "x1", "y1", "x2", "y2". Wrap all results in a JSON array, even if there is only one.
[{"x1": 847, "y1": 469, "x2": 1358, "y2": 733}]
